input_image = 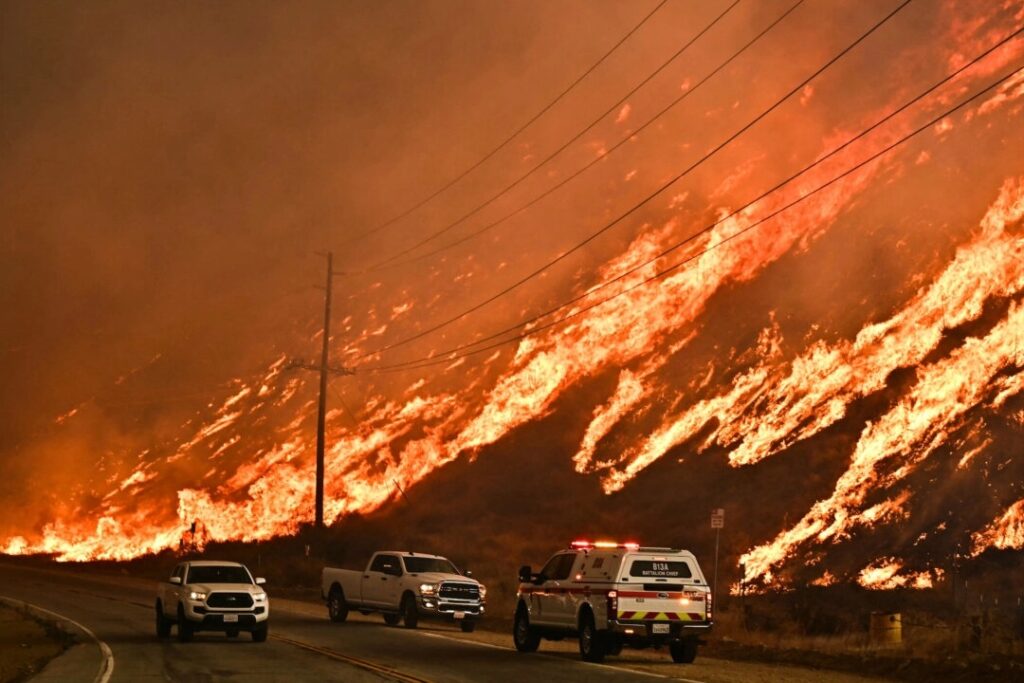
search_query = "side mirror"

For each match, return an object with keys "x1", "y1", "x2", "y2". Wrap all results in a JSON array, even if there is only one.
[
  {"x1": 518, "y1": 565, "x2": 532, "y2": 583},
  {"x1": 169, "y1": 576, "x2": 182, "y2": 585},
  {"x1": 255, "y1": 577, "x2": 266, "y2": 586},
  {"x1": 463, "y1": 569, "x2": 473, "y2": 578}
]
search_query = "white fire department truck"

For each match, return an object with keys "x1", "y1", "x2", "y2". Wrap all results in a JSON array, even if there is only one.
[{"x1": 513, "y1": 541, "x2": 712, "y2": 663}]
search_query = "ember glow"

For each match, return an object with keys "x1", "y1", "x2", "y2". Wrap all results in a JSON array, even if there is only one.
[{"x1": 2, "y1": 0, "x2": 1023, "y2": 591}]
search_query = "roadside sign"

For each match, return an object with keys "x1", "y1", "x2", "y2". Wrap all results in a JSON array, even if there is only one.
[{"x1": 711, "y1": 508, "x2": 725, "y2": 529}]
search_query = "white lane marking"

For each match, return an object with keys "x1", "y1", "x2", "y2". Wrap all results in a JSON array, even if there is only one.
[
  {"x1": 416, "y1": 630, "x2": 677, "y2": 681},
  {"x1": 417, "y1": 631, "x2": 508, "y2": 651},
  {"x1": 0, "y1": 595, "x2": 115, "y2": 683}
]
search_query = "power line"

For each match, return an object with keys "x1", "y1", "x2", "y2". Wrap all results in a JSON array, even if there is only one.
[
  {"x1": 352, "y1": 0, "x2": 913, "y2": 362},
  {"x1": 361, "y1": 58, "x2": 1024, "y2": 374},
  {"x1": 364, "y1": 0, "x2": 802, "y2": 274},
  {"x1": 327, "y1": 378, "x2": 360, "y2": 428},
  {"x1": 364, "y1": 0, "x2": 746, "y2": 270},
  {"x1": 359, "y1": 23, "x2": 1024, "y2": 372},
  {"x1": 340, "y1": 0, "x2": 672, "y2": 248}
]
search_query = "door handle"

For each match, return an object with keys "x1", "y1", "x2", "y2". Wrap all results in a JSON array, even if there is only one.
[
  {"x1": 364, "y1": 575, "x2": 370, "y2": 578},
  {"x1": 381, "y1": 577, "x2": 387, "y2": 581}
]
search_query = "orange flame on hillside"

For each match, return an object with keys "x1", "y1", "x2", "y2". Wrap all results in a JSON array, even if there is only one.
[{"x1": 2, "y1": 2, "x2": 1023, "y2": 582}]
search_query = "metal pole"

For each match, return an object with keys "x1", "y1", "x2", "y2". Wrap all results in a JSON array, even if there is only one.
[
  {"x1": 713, "y1": 526, "x2": 720, "y2": 613},
  {"x1": 315, "y1": 252, "x2": 333, "y2": 528}
]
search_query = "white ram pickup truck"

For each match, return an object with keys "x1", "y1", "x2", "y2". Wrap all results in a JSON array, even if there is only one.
[
  {"x1": 155, "y1": 560, "x2": 269, "y2": 642},
  {"x1": 322, "y1": 551, "x2": 485, "y2": 632},
  {"x1": 513, "y1": 541, "x2": 712, "y2": 663}
]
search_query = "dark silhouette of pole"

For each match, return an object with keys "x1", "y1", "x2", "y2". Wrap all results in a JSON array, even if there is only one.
[
  {"x1": 287, "y1": 254, "x2": 354, "y2": 528},
  {"x1": 315, "y1": 253, "x2": 333, "y2": 528}
]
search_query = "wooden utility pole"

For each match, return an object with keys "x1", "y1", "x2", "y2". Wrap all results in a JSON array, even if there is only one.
[
  {"x1": 315, "y1": 253, "x2": 333, "y2": 529},
  {"x1": 287, "y1": 252, "x2": 354, "y2": 529}
]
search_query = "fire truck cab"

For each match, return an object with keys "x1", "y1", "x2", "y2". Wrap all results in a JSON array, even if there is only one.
[{"x1": 513, "y1": 541, "x2": 712, "y2": 663}]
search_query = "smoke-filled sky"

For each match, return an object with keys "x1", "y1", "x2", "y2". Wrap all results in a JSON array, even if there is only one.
[{"x1": 2, "y1": 0, "x2": 1023, "y2": 583}]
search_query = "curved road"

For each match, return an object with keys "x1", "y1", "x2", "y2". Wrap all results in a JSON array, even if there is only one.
[{"x1": 0, "y1": 563, "x2": 889, "y2": 683}]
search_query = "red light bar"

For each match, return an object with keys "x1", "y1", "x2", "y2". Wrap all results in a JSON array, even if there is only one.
[{"x1": 570, "y1": 540, "x2": 641, "y2": 550}]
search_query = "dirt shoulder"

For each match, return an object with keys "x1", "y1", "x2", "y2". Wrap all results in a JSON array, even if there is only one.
[{"x1": 0, "y1": 603, "x2": 70, "y2": 683}]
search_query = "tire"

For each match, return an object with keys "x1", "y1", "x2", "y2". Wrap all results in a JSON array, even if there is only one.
[
  {"x1": 400, "y1": 594, "x2": 419, "y2": 629},
  {"x1": 327, "y1": 586, "x2": 349, "y2": 623},
  {"x1": 578, "y1": 610, "x2": 605, "y2": 663},
  {"x1": 607, "y1": 639, "x2": 623, "y2": 656},
  {"x1": 383, "y1": 613, "x2": 401, "y2": 626},
  {"x1": 155, "y1": 602, "x2": 172, "y2": 639},
  {"x1": 460, "y1": 619, "x2": 476, "y2": 633},
  {"x1": 176, "y1": 605, "x2": 194, "y2": 643},
  {"x1": 251, "y1": 622, "x2": 268, "y2": 642},
  {"x1": 512, "y1": 607, "x2": 540, "y2": 653},
  {"x1": 670, "y1": 638, "x2": 698, "y2": 663}
]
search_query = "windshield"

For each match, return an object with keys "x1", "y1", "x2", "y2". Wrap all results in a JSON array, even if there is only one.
[
  {"x1": 403, "y1": 557, "x2": 458, "y2": 574},
  {"x1": 187, "y1": 565, "x2": 253, "y2": 584}
]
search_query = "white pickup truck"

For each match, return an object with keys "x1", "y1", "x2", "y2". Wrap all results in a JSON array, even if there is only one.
[
  {"x1": 322, "y1": 551, "x2": 485, "y2": 632},
  {"x1": 155, "y1": 560, "x2": 269, "y2": 642}
]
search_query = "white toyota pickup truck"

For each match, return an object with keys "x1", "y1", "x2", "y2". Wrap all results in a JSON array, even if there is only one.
[
  {"x1": 513, "y1": 541, "x2": 712, "y2": 663},
  {"x1": 155, "y1": 560, "x2": 269, "y2": 642},
  {"x1": 321, "y1": 551, "x2": 485, "y2": 632}
]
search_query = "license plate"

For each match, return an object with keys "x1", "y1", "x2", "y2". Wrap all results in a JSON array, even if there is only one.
[
  {"x1": 652, "y1": 623, "x2": 669, "y2": 634},
  {"x1": 223, "y1": 614, "x2": 239, "y2": 623},
  {"x1": 453, "y1": 611, "x2": 465, "y2": 620}
]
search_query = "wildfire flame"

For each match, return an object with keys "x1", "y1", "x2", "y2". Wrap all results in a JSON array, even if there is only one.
[{"x1": 3, "y1": 1, "x2": 1023, "y2": 586}]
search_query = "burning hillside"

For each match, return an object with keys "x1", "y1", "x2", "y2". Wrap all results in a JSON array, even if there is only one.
[{"x1": 1, "y1": 0, "x2": 1023, "y2": 594}]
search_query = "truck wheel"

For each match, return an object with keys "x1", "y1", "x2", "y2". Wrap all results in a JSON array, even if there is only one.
[
  {"x1": 155, "y1": 601, "x2": 172, "y2": 638},
  {"x1": 670, "y1": 638, "x2": 698, "y2": 663},
  {"x1": 328, "y1": 586, "x2": 349, "y2": 623},
  {"x1": 176, "y1": 605, "x2": 194, "y2": 643},
  {"x1": 512, "y1": 607, "x2": 540, "y2": 653},
  {"x1": 578, "y1": 611, "x2": 605, "y2": 663},
  {"x1": 251, "y1": 622, "x2": 268, "y2": 642},
  {"x1": 460, "y1": 619, "x2": 476, "y2": 633},
  {"x1": 400, "y1": 594, "x2": 419, "y2": 629},
  {"x1": 383, "y1": 613, "x2": 401, "y2": 626}
]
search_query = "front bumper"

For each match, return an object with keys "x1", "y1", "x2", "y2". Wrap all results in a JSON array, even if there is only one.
[
  {"x1": 417, "y1": 596, "x2": 484, "y2": 621},
  {"x1": 182, "y1": 600, "x2": 269, "y2": 630}
]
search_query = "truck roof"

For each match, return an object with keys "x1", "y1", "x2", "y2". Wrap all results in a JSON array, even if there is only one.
[
  {"x1": 185, "y1": 560, "x2": 247, "y2": 567},
  {"x1": 567, "y1": 546, "x2": 684, "y2": 553},
  {"x1": 376, "y1": 550, "x2": 448, "y2": 559}
]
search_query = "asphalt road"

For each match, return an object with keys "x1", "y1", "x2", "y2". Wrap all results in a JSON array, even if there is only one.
[{"x1": 0, "y1": 563, "x2": 891, "y2": 683}]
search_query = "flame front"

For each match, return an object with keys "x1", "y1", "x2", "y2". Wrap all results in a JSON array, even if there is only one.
[{"x1": 3, "y1": 0, "x2": 1024, "y2": 589}]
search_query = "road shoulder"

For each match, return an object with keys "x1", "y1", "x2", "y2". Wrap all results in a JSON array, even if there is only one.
[{"x1": 0, "y1": 602, "x2": 70, "y2": 683}]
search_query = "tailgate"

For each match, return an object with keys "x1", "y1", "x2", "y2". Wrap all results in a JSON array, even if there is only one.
[{"x1": 615, "y1": 555, "x2": 708, "y2": 623}]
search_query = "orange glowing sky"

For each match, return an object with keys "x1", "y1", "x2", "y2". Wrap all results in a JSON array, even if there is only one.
[{"x1": 1, "y1": 0, "x2": 1023, "y2": 587}]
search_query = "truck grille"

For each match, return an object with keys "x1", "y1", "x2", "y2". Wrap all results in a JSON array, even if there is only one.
[
  {"x1": 207, "y1": 592, "x2": 254, "y2": 609},
  {"x1": 438, "y1": 582, "x2": 480, "y2": 600}
]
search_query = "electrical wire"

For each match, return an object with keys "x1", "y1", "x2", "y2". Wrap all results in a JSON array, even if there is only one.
[
  {"x1": 360, "y1": 59, "x2": 1024, "y2": 374},
  {"x1": 353, "y1": 0, "x2": 913, "y2": 362},
  {"x1": 360, "y1": 22, "x2": 1024, "y2": 372},
  {"x1": 340, "y1": 0, "x2": 672, "y2": 248},
  {"x1": 364, "y1": 0, "x2": 746, "y2": 270}
]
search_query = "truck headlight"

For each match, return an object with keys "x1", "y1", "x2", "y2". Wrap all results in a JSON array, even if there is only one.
[
  {"x1": 253, "y1": 592, "x2": 267, "y2": 602},
  {"x1": 479, "y1": 585, "x2": 487, "y2": 601},
  {"x1": 189, "y1": 591, "x2": 207, "y2": 601},
  {"x1": 419, "y1": 583, "x2": 438, "y2": 596}
]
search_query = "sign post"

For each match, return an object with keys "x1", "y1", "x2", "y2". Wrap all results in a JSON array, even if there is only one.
[{"x1": 711, "y1": 508, "x2": 724, "y2": 615}]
